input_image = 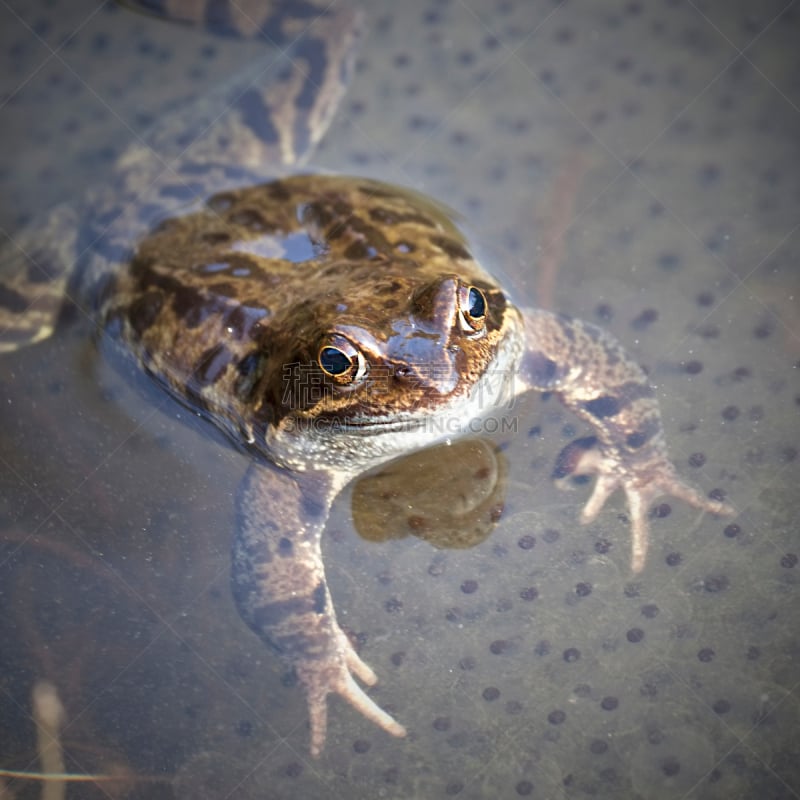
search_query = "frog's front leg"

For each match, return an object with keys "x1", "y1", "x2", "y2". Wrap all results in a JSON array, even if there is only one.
[
  {"x1": 232, "y1": 461, "x2": 406, "y2": 757},
  {"x1": 518, "y1": 308, "x2": 735, "y2": 572}
]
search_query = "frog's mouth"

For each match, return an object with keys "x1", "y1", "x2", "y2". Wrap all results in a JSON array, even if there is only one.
[
  {"x1": 324, "y1": 405, "x2": 483, "y2": 437},
  {"x1": 324, "y1": 414, "x2": 428, "y2": 433}
]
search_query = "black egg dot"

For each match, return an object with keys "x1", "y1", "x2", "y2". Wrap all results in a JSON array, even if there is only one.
[
  {"x1": 684, "y1": 360, "x2": 703, "y2": 374},
  {"x1": 698, "y1": 164, "x2": 721, "y2": 185},
  {"x1": 599, "y1": 767, "x2": 618, "y2": 783},
  {"x1": 456, "y1": 49, "x2": 476, "y2": 66},
  {"x1": 665, "y1": 552, "x2": 682, "y2": 566},
  {"x1": 518, "y1": 534, "x2": 536, "y2": 550},
  {"x1": 384, "y1": 597, "x2": 402, "y2": 613},
  {"x1": 753, "y1": 322, "x2": 773, "y2": 339},
  {"x1": 505, "y1": 700, "x2": 523, "y2": 715},
  {"x1": 433, "y1": 716, "x2": 451, "y2": 731},
  {"x1": 656, "y1": 252, "x2": 680, "y2": 271},
  {"x1": 490, "y1": 640, "x2": 510, "y2": 655},
  {"x1": 688, "y1": 452, "x2": 706, "y2": 467},
  {"x1": 595, "y1": 303, "x2": 614, "y2": 321},
  {"x1": 353, "y1": 739, "x2": 371, "y2": 753},
  {"x1": 641, "y1": 603, "x2": 659, "y2": 619},
  {"x1": 285, "y1": 762, "x2": 303, "y2": 778},
  {"x1": 516, "y1": 780, "x2": 534, "y2": 796},
  {"x1": 595, "y1": 538, "x2": 612, "y2": 554},
  {"x1": 721, "y1": 405, "x2": 740, "y2": 421},
  {"x1": 548, "y1": 709, "x2": 566, "y2": 725},
  {"x1": 696, "y1": 323, "x2": 720, "y2": 338},
  {"x1": 709, "y1": 488, "x2": 726, "y2": 502},
  {"x1": 520, "y1": 587, "x2": 539, "y2": 602},
  {"x1": 632, "y1": 308, "x2": 659, "y2": 329},
  {"x1": 391, "y1": 651, "x2": 405, "y2": 667},
  {"x1": 627, "y1": 628, "x2": 645, "y2": 643},
  {"x1": 482, "y1": 687, "x2": 500, "y2": 701},
  {"x1": 590, "y1": 739, "x2": 609, "y2": 755},
  {"x1": 781, "y1": 553, "x2": 798, "y2": 568},
  {"x1": 445, "y1": 608, "x2": 461, "y2": 622},
  {"x1": 651, "y1": 503, "x2": 671, "y2": 518},
  {"x1": 383, "y1": 767, "x2": 398, "y2": 785},
  {"x1": 712, "y1": 699, "x2": 731, "y2": 714},
  {"x1": 488, "y1": 163, "x2": 507, "y2": 183},
  {"x1": 428, "y1": 560, "x2": 445, "y2": 577},
  {"x1": 554, "y1": 26, "x2": 574, "y2": 43},
  {"x1": 461, "y1": 580, "x2": 478, "y2": 594},
  {"x1": 662, "y1": 757, "x2": 681, "y2": 776},
  {"x1": 723, "y1": 523, "x2": 740, "y2": 538},
  {"x1": 376, "y1": 570, "x2": 391, "y2": 586},
  {"x1": 696, "y1": 291, "x2": 715, "y2": 306},
  {"x1": 703, "y1": 575, "x2": 729, "y2": 592},
  {"x1": 563, "y1": 648, "x2": 581, "y2": 663},
  {"x1": 647, "y1": 727, "x2": 664, "y2": 745},
  {"x1": 600, "y1": 696, "x2": 619, "y2": 711},
  {"x1": 534, "y1": 640, "x2": 551, "y2": 656},
  {"x1": 539, "y1": 68, "x2": 556, "y2": 85},
  {"x1": 780, "y1": 446, "x2": 797, "y2": 463},
  {"x1": 575, "y1": 582, "x2": 592, "y2": 597},
  {"x1": 698, "y1": 647, "x2": 715, "y2": 662}
]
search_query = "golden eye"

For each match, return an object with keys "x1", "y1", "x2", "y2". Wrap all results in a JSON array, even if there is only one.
[
  {"x1": 458, "y1": 284, "x2": 487, "y2": 333},
  {"x1": 317, "y1": 336, "x2": 368, "y2": 384}
]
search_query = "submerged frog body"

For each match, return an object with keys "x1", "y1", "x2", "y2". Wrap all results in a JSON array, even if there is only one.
[{"x1": 0, "y1": 0, "x2": 734, "y2": 758}]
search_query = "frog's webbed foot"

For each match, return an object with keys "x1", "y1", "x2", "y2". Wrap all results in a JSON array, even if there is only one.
[
  {"x1": 296, "y1": 627, "x2": 406, "y2": 758},
  {"x1": 554, "y1": 436, "x2": 735, "y2": 572}
]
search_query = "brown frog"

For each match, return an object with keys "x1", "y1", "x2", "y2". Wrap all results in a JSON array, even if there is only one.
[{"x1": 0, "y1": 0, "x2": 734, "y2": 757}]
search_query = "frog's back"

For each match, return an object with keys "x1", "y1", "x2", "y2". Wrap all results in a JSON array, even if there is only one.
[
  {"x1": 101, "y1": 174, "x2": 512, "y2": 455},
  {"x1": 0, "y1": 0, "x2": 361, "y2": 353}
]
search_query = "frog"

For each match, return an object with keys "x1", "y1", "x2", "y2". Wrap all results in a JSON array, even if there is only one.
[{"x1": 0, "y1": 0, "x2": 734, "y2": 758}]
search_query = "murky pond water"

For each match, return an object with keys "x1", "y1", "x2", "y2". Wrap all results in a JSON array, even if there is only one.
[{"x1": 1, "y1": 1, "x2": 798, "y2": 798}]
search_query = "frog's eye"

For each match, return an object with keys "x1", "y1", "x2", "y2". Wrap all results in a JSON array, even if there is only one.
[
  {"x1": 458, "y1": 285, "x2": 487, "y2": 333},
  {"x1": 318, "y1": 336, "x2": 368, "y2": 384}
]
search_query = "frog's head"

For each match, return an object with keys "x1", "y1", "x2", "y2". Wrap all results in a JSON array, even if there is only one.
[{"x1": 262, "y1": 178, "x2": 525, "y2": 467}]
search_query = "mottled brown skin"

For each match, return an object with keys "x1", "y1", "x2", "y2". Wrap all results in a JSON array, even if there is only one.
[
  {"x1": 100, "y1": 177, "x2": 517, "y2": 461},
  {"x1": 0, "y1": 0, "x2": 734, "y2": 759}
]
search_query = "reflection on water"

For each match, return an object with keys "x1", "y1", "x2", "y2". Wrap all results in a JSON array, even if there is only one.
[
  {"x1": 352, "y1": 438, "x2": 507, "y2": 550},
  {"x1": 1, "y1": 1, "x2": 799, "y2": 798}
]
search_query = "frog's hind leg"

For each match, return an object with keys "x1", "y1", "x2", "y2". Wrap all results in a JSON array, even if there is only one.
[
  {"x1": 233, "y1": 461, "x2": 406, "y2": 757},
  {"x1": 0, "y1": 205, "x2": 78, "y2": 353},
  {"x1": 117, "y1": 0, "x2": 363, "y2": 173}
]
